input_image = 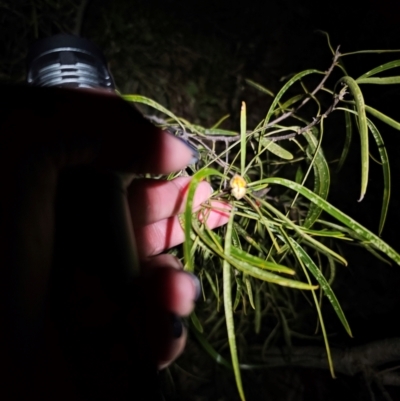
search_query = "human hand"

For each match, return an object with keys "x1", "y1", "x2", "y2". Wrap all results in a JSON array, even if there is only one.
[{"x1": 0, "y1": 85, "x2": 229, "y2": 400}]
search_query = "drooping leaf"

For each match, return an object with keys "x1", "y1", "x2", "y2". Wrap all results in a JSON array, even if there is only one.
[
  {"x1": 284, "y1": 233, "x2": 335, "y2": 377},
  {"x1": 356, "y1": 76, "x2": 400, "y2": 84},
  {"x1": 191, "y1": 325, "x2": 233, "y2": 370},
  {"x1": 184, "y1": 168, "x2": 225, "y2": 272},
  {"x1": 339, "y1": 76, "x2": 369, "y2": 201},
  {"x1": 250, "y1": 178, "x2": 400, "y2": 264},
  {"x1": 245, "y1": 79, "x2": 275, "y2": 98},
  {"x1": 337, "y1": 108, "x2": 353, "y2": 171},
  {"x1": 260, "y1": 138, "x2": 294, "y2": 160},
  {"x1": 288, "y1": 238, "x2": 352, "y2": 336},
  {"x1": 223, "y1": 209, "x2": 246, "y2": 401},
  {"x1": 365, "y1": 105, "x2": 400, "y2": 131},
  {"x1": 263, "y1": 69, "x2": 324, "y2": 130},
  {"x1": 303, "y1": 129, "x2": 330, "y2": 228},
  {"x1": 356, "y1": 60, "x2": 400, "y2": 80},
  {"x1": 241, "y1": 101, "x2": 247, "y2": 176},
  {"x1": 193, "y1": 221, "x2": 317, "y2": 289},
  {"x1": 190, "y1": 310, "x2": 204, "y2": 333},
  {"x1": 122, "y1": 94, "x2": 186, "y2": 131},
  {"x1": 367, "y1": 119, "x2": 391, "y2": 235}
]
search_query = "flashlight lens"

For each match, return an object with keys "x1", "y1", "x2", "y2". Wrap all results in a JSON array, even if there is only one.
[{"x1": 27, "y1": 34, "x2": 115, "y2": 90}]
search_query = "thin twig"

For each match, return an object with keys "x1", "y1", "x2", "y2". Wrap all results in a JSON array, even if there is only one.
[
  {"x1": 264, "y1": 46, "x2": 341, "y2": 129},
  {"x1": 72, "y1": 0, "x2": 90, "y2": 36},
  {"x1": 145, "y1": 48, "x2": 342, "y2": 148},
  {"x1": 190, "y1": 136, "x2": 229, "y2": 170},
  {"x1": 270, "y1": 86, "x2": 346, "y2": 142},
  {"x1": 241, "y1": 337, "x2": 400, "y2": 387}
]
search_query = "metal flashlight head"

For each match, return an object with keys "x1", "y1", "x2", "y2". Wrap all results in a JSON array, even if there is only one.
[{"x1": 26, "y1": 34, "x2": 115, "y2": 90}]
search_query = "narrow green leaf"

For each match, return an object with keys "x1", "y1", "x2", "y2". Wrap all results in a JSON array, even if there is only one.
[
  {"x1": 295, "y1": 165, "x2": 304, "y2": 184},
  {"x1": 275, "y1": 94, "x2": 305, "y2": 114},
  {"x1": 357, "y1": 60, "x2": 400, "y2": 80},
  {"x1": 337, "y1": 108, "x2": 353, "y2": 171},
  {"x1": 184, "y1": 168, "x2": 225, "y2": 271},
  {"x1": 303, "y1": 129, "x2": 330, "y2": 228},
  {"x1": 363, "y1": 244, "x2": 393, "y2": 266},
  {"x1": 250, "y1": 178, "x2": 400, "y2": 264},
  {"x1": 190, "y1": 310, "x2": 204, "y2": 333},
  {"x1": 206, "y1": 227, "x2": 295, "y2": 274},
  {"x1": 231, "y1": 225, "x2": 241, "y2": 249},
  {"x1": 245, "y1": 277, "x2": 255, "y2": 309},
  {"x1": 203, "y1": 128, "x2": 238, "y2": 136},
  {"x1": 289, "y1": 238, "x2": 352, "y2": 336},
  {"x1": 223, "y1": 210, "x2": 246, "y2": 401},
  {"x1": 365, "y1": 105, "x2": 400, "y2": 130},
  {"x1": 259, "y1": 200, "x2": 348, "y2": 266},
  {"x1": 195, "y1": 127, "x2": 239, "y2": 136},
  {"x1": 356, "y1": 77, "x2": 400, "y2": 84},
  {"x1": 244, "y1": 195, "x2": 281, "y2": 253},
  {"x1": 234, "y1": 222, "x2": 264, "y2": 253},
  {"x1": 263, "y1": 69, "x2": 323, "y2": 129},
  {"x1": 193, "y1": 221, "x2": 317, "y2": 289},
  {"x1": 284, "y1": 234, "x2": 335, "y2": 377},
  {"x1": 204, "y1": 269, "x2": 219, "y2": 300},
  {"x1": 339, "y1": 76, "x2": 369, "y2": 201},
  {"x1": 260, "y1": 138, "x2": 294, "y2": 160},
  {"x1": 241, "y1": 101, "x2": 247, "y2": 176},
  {"x1": 367, "y1": 119, "x2": 391, "y2": 235},
  {"x1": 122, "y1": 94, "x2": 185, "y2": 131},
  {"x1": 190, "y1": 325, "x2": 233, "y2": 370},
  {"x1": 300, "y1": 234, "x2": 348, "y2": 265},
  {"x1": 327, "y1": 255, "x2": 336, "y2": 285},
  {"x1": 301, "y1": 228, "x2": 348, "y2": 238},
  {"x1": 233, "y1": 279, "x2": 243, "y2": 311},
  {"x1": 211, "y1": 114, "x2": 231, "y2": 129},
  {"x1": 231, "y1": 246, "x2": 295, "y2": 275},
  {"x1": 245, "y1": 79, "x2": 275, "y2": 98}
]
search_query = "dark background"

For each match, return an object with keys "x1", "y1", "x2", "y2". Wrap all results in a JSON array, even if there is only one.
[{"x1": 2, "y1": 0, "x2": 400, "y2": 399}]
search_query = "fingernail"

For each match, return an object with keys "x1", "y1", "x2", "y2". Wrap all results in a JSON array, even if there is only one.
[
  {"x1": 171, "y1": 314, "x2": 183, "y2": 338},
  {"x1": 174, "y1": 136, "x2": 199, "y2": 164},
  {"x1": 183, "y1": 272, "x2": 201, "y2": 301}
]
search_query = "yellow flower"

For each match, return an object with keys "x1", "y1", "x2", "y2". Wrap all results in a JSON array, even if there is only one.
[{"x1": 230, "y1": 174, "x2": 247, "y2": 200}]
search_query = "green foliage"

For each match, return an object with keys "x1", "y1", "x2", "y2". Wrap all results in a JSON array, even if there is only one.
[
  {"x1": 5, "y1": 2, "x2": 400, "y2": 398},
  {"x1": 124, "y1": 43, "x2": 400, "y2": 399}
]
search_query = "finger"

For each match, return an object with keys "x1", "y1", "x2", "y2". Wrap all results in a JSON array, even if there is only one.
[
  {"x1": 141, "y1": 308, "x2": 187, "y2": 370},
  {"x1": 134, "y1": 201, "x2": 231, "y2": 257},
  {"x1": 1, "y1": 85, "x2": 198, "y2": 174},
  {"x1": 157, "y1": 322, "x2": 187, "y2": 370},
  {"x1": 140, "y1": 254, "x2": 201, "y2": 368},
  {"x1": 128, "y1": 177, "x2": 213, "y2": 226},
  {"x1": 141, "y1": 254, "x2": 201, "y2": 316}
]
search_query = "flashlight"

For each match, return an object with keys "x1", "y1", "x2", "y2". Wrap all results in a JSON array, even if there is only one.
[
  {"x1": 26, "y1": 34, "x2": 115, "y2": 89},
  {"x1": 27, "y1": 34, "x2": 163, "y2": 400}
]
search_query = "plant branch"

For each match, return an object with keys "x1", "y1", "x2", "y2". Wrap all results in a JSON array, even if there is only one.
[
  {"x1": 242, "y1": 338, "x2": 400, "y2": 386},
  {"x1": 264, "y1": 46, "x2": 341, "y2": 129},
  {"x1": 145, "y1": 48, "x2": 342, "y2": 146},
  {"x1": 72, "y1": 0, "x2": 90, "y2": 36},
  {"x1": 269, "y1": 87, "x2": 345, "y2": 142}
]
